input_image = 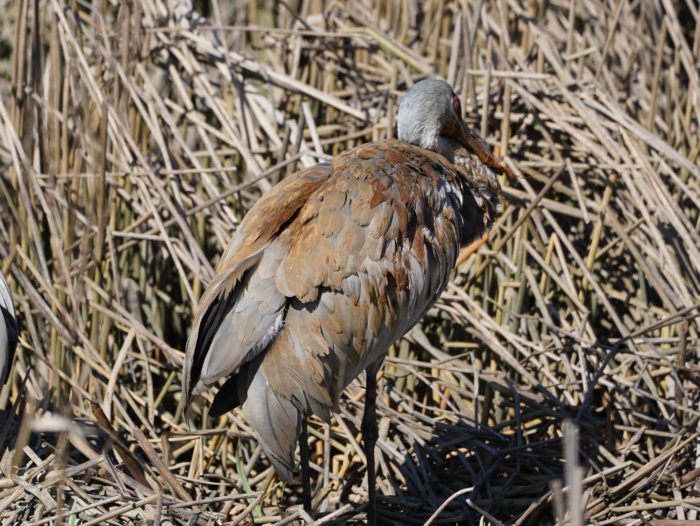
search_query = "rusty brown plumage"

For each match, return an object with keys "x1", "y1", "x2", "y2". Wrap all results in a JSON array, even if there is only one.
[{"x1": 182, "y1": 79, "x2": 506, "y2": 521}]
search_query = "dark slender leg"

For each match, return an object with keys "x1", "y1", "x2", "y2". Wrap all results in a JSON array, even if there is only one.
[
  {"x1": 299, "y1": 414, "x2": 312, "y2": 514},
  {"x1": 362, "y1": 361, "x2": 381, "y2": 526}
]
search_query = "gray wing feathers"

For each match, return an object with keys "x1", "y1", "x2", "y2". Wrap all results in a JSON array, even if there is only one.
[
  {"x1": 240, "y1": 308, "x2": 338, "y2": 479},
  {"x1": 187, "y1": 244, "x2": 287, "y2": 395},
  {"x1": 242, "y1": 371, "x2": 300, "y2": 483},
  {"x1": 0, "y1": 273, "x2": 14, "y2": 319},
  {"x1": 200, "y1": 307, "x2": 284, "y2": 384},
  {"x1": 0, "y1": 271, "x2": 17, "y2": 386}
]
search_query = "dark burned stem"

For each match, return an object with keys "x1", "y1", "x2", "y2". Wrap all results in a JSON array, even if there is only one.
[
  {"x1": 300, "y1": 415, "x2": 312, "y2": 514},
  {"x1": 362, "y1": 361, "x2": 381, "y2": 526}
]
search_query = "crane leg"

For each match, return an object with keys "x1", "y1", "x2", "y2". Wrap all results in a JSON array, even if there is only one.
[
  {"x1": 300, "y1": 415, "x2": 312, "y2": 515},
  {"x1": 362, "y1": 361, "x2": 381, "y2": 526}
]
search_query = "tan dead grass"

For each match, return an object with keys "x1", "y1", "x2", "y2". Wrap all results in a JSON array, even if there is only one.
[{"x1": 0, "y1": 0, "x2": 698, "y2": 524}]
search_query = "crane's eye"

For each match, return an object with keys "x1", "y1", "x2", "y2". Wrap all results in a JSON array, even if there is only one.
[{"x1": 452, "y1": 93, "x2": 462, "y2": 117}]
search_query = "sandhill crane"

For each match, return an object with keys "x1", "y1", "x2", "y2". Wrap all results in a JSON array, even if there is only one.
[
  {"x1": 0, "y1": 271, "x2": 17, "y2": 386},
  {"x1": 183, "y1": 79, "x2": 512, "y2": 523}
]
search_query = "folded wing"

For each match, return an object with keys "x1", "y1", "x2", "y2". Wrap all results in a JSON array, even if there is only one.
[{"x1": 183, "y1": 164, "x2": 333, "y2": 407}]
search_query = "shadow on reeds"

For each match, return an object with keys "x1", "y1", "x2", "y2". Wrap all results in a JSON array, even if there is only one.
[{"x1": 330, "y1": 382, "x2": 608, "y2": 526}]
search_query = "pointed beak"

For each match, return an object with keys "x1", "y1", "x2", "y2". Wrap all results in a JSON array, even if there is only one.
[{"x1": 456, "y1": 120, "x2": 517, "y2": 180}]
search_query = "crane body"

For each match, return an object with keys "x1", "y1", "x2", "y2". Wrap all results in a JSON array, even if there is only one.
[{"x1": 183, "y1": 79, "x2": 509, "y2": 522}]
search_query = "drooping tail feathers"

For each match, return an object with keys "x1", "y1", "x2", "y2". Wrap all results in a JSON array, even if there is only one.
[{"x1": 241, "y1": 370, "x2": 302, "y2": 483}]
